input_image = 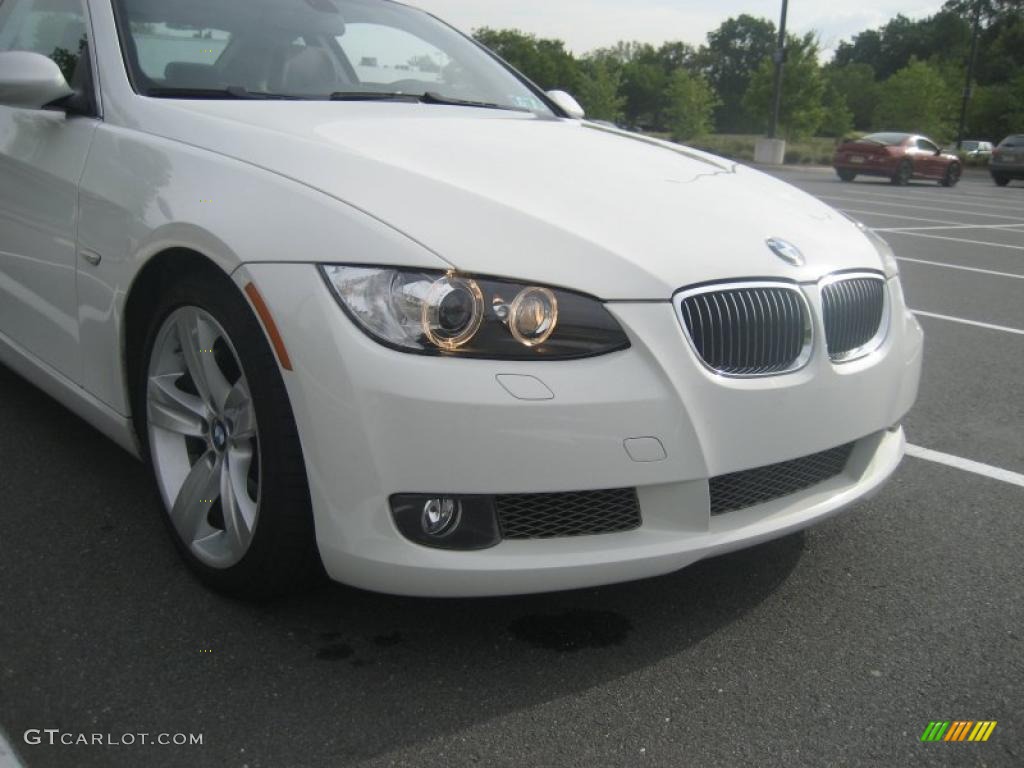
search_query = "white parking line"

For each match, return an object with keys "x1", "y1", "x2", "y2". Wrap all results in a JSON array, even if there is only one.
[
  {"x1": 897, "y1": 257, "x2": 1024, "y2": 279},
  {"x1": 883, "y1": 230, "x2": 1024, "y2": 251},
  {"x1": 839, "y1": 208, "x2": 977, "y2": 227},
  {"x1": 826, "y1": 187, "x2": 1024, "y2": 212},
  {"x1": 820, "y1": 194, "x2": 1024, "y2": 222},
  {"x1": 877, "y1": 224, "x2": 1024, "y2": 232},
  {"x1": 906, "y1": 444, "x2": 1024, "y2": 489},
  {"x1": 913, "y1": 310, "x2": 1024, "y2": 336}
]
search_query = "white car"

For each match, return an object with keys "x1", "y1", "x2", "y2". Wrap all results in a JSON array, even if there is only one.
[{"x1": 0, "y1": 0, "x2": 922, "y2": 598}]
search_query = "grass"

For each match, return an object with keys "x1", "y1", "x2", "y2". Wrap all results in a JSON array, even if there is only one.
[{"x1": 682, "y1": 134, "x2": 841, "y2": 165}]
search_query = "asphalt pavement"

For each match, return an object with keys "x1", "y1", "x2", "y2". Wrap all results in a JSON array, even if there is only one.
[{"x1": 1, "y1": 167, "x2": 1021, "y2": 768}]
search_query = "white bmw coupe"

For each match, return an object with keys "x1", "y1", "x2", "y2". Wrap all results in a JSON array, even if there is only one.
[{"x1": 0, "y1": 0, "x2": 922, "y2": 598}]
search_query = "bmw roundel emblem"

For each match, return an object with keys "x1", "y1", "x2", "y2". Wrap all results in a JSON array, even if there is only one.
[{"x1": 766, "y1": 238, "x2": 805, "y2": 267}]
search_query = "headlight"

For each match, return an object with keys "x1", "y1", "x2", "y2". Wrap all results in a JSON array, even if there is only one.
[
  {"x1": 320, "y1": 265, "x2": 630, "y2": 359},
  {"x1": 842, "y1": 213, "x2": 899, "y2": 277}
]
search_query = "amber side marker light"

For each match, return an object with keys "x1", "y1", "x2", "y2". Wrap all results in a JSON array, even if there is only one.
[{"x1": 244, "y1": 282, "x2": 293, "y2": 371}]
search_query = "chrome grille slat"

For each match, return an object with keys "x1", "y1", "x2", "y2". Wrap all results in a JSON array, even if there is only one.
[
  {"x1": 822, "y1": 274, "x2": 887, "y2": 362},
  {"x1": 677, "y1": 283, "x2": 810, "y2": 377}
]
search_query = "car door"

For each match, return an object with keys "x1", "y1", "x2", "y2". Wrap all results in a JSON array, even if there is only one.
[
  {"x1": 914, "y1": 137, "x2": 942, "y2": 178},
  {"x1": 0, "y1": 0, "x2": 99, "y2": 381}
]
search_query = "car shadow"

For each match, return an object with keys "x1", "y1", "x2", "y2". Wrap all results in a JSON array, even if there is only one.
[{"x1": 0, "y1": 363, "x2": 804, "y2": 767}]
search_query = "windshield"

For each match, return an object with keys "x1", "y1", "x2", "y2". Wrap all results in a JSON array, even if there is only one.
[{"x1": 112, "y1": 0, "x2": 553, "y2": 114}]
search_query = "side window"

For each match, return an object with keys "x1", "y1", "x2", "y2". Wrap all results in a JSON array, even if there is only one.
[
  {"x1": 916, "y1": 139, "x2": 938, "y2": 153},
  {"x1": 0, "y1": 0, "x2": 88, "y2": 84}
]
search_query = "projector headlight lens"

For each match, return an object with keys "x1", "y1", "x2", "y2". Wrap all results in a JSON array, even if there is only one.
[
  {"x1": 320, "y1": 265, "x2": 628, "y2": 359},
  {"x1": 508, "y1": 287, "x2": 558, "y2": 347}
]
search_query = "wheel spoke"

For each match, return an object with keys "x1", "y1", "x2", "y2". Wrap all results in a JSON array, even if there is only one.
[
  {"x1": 176, "y1": 309, "x2": 233, "y2": 413},
  {"x1": 148, "y1": 374, "x2": 206, "y2": 437},
  {"x1": 221, "y1": 451, "x2": 254, "y2": 556},
  {"x1": 170, "y1": 452, "x2": 221, "y2": 545},
  {"x1": 224, "y1": 378, "x2": 257, "y2": 440}
]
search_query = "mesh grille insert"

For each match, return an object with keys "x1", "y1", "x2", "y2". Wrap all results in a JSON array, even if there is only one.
[
  {"x1": 710, "y1": 443, "x2": 856, "y2": 516},
  {"x1": 496, "y1": 488, "x2": 641, "y2": 540}
]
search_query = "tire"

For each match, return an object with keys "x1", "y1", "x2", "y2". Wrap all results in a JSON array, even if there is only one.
[
  {"x1": 891, "y1": 159, "x2": 912, "y2": 186},
  {"x1": 136, "y1": 270, "x2": 321, "y2": 599},
  {"x1": 993, "y1": 175, "x2": 1010, "y2": 187},
  {"x1": 941, "y1": 163, "x2": 961, "y2": 187},
  {"x1": 836, "y1": 169, "x2": 857, "y2": 182}
]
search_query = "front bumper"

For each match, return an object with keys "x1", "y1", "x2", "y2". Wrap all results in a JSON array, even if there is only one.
[
  {"x1": 238, "y1": 265, "x2": 923, "y2": 597},
  {"x1": 991, "y1": 162, "x2": 1024, "y2": 178}
]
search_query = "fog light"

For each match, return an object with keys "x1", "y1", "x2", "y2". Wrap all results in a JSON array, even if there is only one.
[
  {"x1": 422, "y1": 497, "x2": 460, "y2": 536},
  {"x1": 391, "y1": 494, "x2": 500, "y2": 550}
]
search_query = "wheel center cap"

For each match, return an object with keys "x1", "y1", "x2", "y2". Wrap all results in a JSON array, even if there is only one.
[{"x1": 211, "y1": 420, "x2": 228, "y2": 452}]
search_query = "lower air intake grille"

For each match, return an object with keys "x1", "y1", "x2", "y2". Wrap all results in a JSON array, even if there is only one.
[
  {"x1": 496, "y1": 488, "x2": 641, "y2": 539},
  {"x1": 710, "y1": 443, "x2": 855, "y2": 516}
]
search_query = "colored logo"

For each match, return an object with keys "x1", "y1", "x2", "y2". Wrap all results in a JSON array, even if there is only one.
[
  {"x1": 920, "y1": 721, "x2": 997, "y2": 742},
  {"x1": 766, "y1": 238, "x2": 805, "y2": 267}
]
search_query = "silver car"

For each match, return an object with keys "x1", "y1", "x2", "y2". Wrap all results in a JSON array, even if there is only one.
[{"x1": 991, "y1": 135, "x2": 1024, "y2": 186}]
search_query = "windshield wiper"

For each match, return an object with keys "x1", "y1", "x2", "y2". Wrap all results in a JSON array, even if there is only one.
[
  {"x1": 145, "y1": 86, "x2": 306, "y2": 100},
  {"x1": 328, "y1": 91, "x2": 421, "y2": 102},
  {"x1": 420, "y1": 91, "x2": 529, "y2": 112},
  {"x1": 328, "y1": 90, "x2": 528, "y2": 112}
]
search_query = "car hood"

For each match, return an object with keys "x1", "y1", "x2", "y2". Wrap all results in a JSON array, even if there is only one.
[{"x1": 134, "y1": 100, "x2": 885, "y2": 299}]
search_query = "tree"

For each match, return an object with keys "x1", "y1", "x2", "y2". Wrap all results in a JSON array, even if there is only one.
[
  {"x1": 874, "y1": 58, "x2": 958, "y2": 140},
  {"x1": 472, "y1": 28, "x2": 580, "y2": 92},
  {"x1": 618, "y1": 48, "x2": 669, "y2": 129},
  {"x1": 696, "y1": 15, "x2": 777, "y2": 133},
  {"x1": 971, "y1": 74, "x2": 1024, "y2": 139},
  {"x1": 819, "y1": 83, "x2": 854, "y2": 137},
  {"x1": 743, "y1": 33, "x2": 826, "y2": 139},
  {"x1": 833, "y1": 12, "x2": 970, "y2": 80},
  {"x1": 664, "y1": 70, "x2": 720, "y2": 141},
  {"x1": 824, "y1": 63, "x2": 879, "y2": 130},
  {"x1": 576, "y1": 59, "x2": 625, "y2": 123}
]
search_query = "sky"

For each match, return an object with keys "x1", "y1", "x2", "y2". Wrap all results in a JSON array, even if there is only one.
[{"x1": 408, "y1": 0, "x2": 946, "y2": 58}]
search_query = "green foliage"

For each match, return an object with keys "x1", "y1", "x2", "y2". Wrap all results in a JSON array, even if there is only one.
[
  {"x1": 874, "y1": 58, "x2": 958, "y2": 141},
  {"x1": 688, "y1": 134, "x2": 839, "y2": 164},
  {"x1": 472, "y1": 28, "x2": 580, "y2": 92},
  {"x1": 820, "y1": 83, "x2": 854, "y2": 138},
  {"x1": 972, "y1": 74, "x2": 1024, "y2": 139},
  {"x1": 695, "y1": 15, "x2": 777, "y2": 133},
  {"x1": 467, "y1": 0, "x2": 1024, "y2": 154},
  {"x1": 824, "y1": 63, "x2": 879, "y2": 130},
  {"x1": 664, "y1": 70, "x2": 720, "y2": 141},
  {"x1": 834, "y1": 11, "x2": 970, "y2": 80},
  {"x1": 743, "y1": 33, "x2": 826, "y2": 140},
  {"x1": 576, "y1": 59, "x2": 625, "y2": 123}
]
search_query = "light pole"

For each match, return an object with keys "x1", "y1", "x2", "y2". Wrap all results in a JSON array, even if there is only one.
[
  {"x1": 955, "y1": 0, "x2": 983, "y2": 149},
  {"x1": 769, "y1": 0, "x2": 790, "y2": 140}
]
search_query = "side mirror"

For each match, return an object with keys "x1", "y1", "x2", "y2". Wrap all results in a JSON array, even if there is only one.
[
  {"x1": 546, "y1": 90, "x2": 585, "y2": 120},
  {"x1": 0, "y1": 51, "x2": 74, "y2": 110}
]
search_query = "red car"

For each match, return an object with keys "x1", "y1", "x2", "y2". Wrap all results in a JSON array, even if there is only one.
[{"x1": 833, "y1": 132, "x2": 962, "y2": 187}]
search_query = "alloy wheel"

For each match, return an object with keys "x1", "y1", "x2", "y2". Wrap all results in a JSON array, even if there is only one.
[{"x1": 146, "y1": 307, "x2": 261, "y2": 568}]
